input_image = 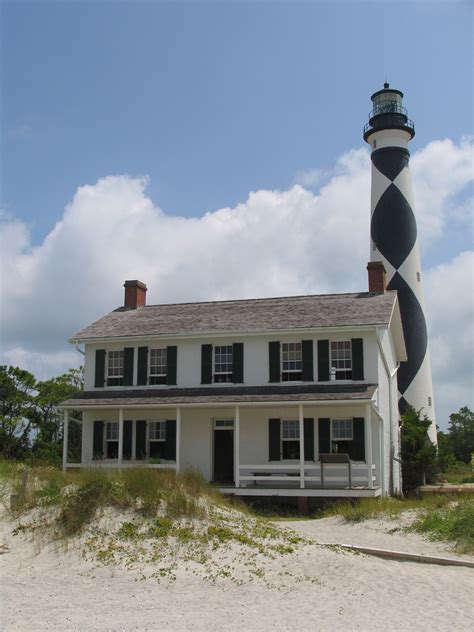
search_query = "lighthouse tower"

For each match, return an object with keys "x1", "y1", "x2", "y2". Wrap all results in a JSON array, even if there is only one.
[{"x1": 363, "y1": 83, "x2": 437, "y2": 443}]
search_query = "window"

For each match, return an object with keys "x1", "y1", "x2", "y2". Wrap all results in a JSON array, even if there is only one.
[
  {"x1": 148, "y1": 421, "x2": 166, "y2": 459},
  {"x1": 282, "y1": 419, "x2": 300, "y2": 459},
  {"x1": 214, "y1": 419, "x2": 234, "y2": 428},
  {"x1": 214, "y1": 345, "x2": 233, "y2": 383},
  {"x1": 107, "y1": 350, "x2": 124, "y2": 386},
  {"x1": 331, "y1": 418, "x2": 353, "y2": 455},
  {"x1": 149, "y1": 348, "x2": 167, "y2": 385},
  {"x1": 106, "y1": 421, "x2": 119, "y2": 458},
  {"x1": 330, "y1": 341, "x2": 352, "y2": 380},
  {"x1": 281, "y1": 342, "x2": 302, "y2": 381}
]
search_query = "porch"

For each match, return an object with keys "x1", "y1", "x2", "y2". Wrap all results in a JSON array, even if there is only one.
[{"x1": 60, "y1": 384, "x2": 384, "y2": 497}]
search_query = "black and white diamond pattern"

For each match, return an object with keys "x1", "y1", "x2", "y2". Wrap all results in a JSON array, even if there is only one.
[{"x1": 370, "y1": 147, "x2": 431, "y2": 415}]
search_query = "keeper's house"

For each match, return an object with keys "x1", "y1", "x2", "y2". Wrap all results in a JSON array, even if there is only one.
[{"x1": 60, "y1": 262, "x2": 405, "y2": 498}]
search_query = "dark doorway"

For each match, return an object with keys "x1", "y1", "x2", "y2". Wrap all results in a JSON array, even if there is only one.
[{"x1": 213, "y1": 429, "x2": 234, "y2": 484}]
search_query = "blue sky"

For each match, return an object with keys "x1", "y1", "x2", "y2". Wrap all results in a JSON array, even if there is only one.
[
  {"x1": 1, "y1": 1, "x2": 473, "y2": 429},
  {"x1": 2, "y1": 1, "x2": 472, "y2": 252}
]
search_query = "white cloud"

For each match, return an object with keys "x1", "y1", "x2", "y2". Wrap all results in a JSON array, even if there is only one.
[
  {"x1": 411, "y1": 137, "x2": 473, "y2": 248},
  {"x1": 0, "y1": 139, "x2": 472, "y2": 429},
  {"x1": 424, "y1": 251, "x2": 474, "y2": 428}
]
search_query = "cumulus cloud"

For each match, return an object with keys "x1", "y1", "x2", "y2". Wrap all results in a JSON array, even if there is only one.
[
  {"x1": 424, "y1": 251, "x2": 474, "y2": 427},
  {"x1": 0, "y1": 138, "x2": 472, "y2": 427}
]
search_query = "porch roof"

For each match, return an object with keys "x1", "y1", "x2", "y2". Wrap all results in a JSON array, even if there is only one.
[{"x1": 60, "y1": 383, "x2": 377, "y2": 408}]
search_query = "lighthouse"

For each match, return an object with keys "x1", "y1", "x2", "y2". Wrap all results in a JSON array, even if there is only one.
[{"x1": 363, "y1": 83, "x2": 437, "y2": 443}]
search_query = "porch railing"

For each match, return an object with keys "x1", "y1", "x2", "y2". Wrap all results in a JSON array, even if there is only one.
[
  {"x1": 66, "y1": 460, "x2": 176, "y2": 470},
  {"x1": 238, "y1": 462, "x2": 376, "y2": 489}
]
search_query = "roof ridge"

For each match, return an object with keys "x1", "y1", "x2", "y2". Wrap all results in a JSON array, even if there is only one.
[{"x1": 123, "y1": 290, "x2": 394, "y2": 310}]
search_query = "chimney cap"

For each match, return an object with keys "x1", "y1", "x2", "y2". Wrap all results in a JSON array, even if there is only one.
[{"x1": 124, "y1": 279, "x2": 147, "y2": 290}]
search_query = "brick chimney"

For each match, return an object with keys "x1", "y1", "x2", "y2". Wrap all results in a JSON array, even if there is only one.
[
  {"x1": 367, "y1": 261, "x2": 387, "y2": 293},
  {"x1": 124, "y1": 280, "x2": 147, "y2": 309}
]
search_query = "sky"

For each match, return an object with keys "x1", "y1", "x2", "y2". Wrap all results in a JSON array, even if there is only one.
[{"x1": 0, "y1": 0, "x2": 473, "y2": 430}]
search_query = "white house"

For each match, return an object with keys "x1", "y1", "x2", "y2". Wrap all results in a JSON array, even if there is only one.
[{"x1": 60, "y1": 262, "x2": 406, "y2": 499}]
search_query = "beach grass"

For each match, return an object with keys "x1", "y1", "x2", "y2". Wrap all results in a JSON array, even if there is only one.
[{"x1": 320, "y1": 494, "x2": 474, "y2": 554}]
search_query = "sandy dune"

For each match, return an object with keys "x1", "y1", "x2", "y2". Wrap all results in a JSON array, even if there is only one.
[{"x1": 1, "y1": 513, "x2": 473, "y2": 631}]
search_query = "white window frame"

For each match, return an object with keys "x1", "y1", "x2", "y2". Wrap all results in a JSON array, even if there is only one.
[
  {"x1": 106, "y1": 421, "x2": 119, "y2": 441},
  {"x1": 331, "y1": 418, "x2": 353, "y2": 442},
  {"x1": 148, "y1": 420, "x2": 166, "y2": 442},
  {"x1": 104, "y1": 421, "x2": 119, "y2": 459},
  {"x1": 330, "y1": 340, "x2": 352, "y2": 380},
  {"x1": 107, "y1": 350, "x2": 124, "y2": 386},
  {"x1": 281, "y1": 419, "x2": 300, "y2": 460},
  {"x1": 149, "y1": 348, "x2": 167, "y2": 385},
  {"x1": 213, "y1": 345, "x2": 233, "y2": 383},
  {"x1": 281, "y1": 342, "x2": 302, "y2": 382}
]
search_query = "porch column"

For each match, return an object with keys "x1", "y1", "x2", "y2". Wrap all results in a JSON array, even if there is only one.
[
  {"x1": 118, "y1": 408, "x2": 124, "y2": 468},
  {"x1": 234, "y1": 406, "x2": 240, "y2": 488},
  {"x1": 299, "y1": 404, "x2": 305, "y2": 489},
  {"x1": 62, "y1": 410, "x2": 69, "y2": 472},
  {"x1": 365, "y1": 404, "x2": 373, "y2": 489},
  {"x1": 176, "y1": 407, "x2": 181, "y2": 473}
]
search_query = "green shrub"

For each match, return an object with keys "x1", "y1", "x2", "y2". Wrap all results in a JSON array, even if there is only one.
[{"x1": 411, "y1": 498, "x2": 474, "y2": 553}]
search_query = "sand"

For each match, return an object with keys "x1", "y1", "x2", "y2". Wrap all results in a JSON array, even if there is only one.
[{"x1": 1, "y1": 511, "x2": 473, "y2": 632}]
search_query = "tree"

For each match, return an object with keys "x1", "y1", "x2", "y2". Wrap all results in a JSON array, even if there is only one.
[
  {"x1": 447, "y1": 406, "x2": 474, "y2": 464},
  {"x1": 31, "y1": 367, "x2": 84, "y2": 463},
  {"x1": 400, "y1": 406, "x2": 437, "y2": 494},
  {"x1": 0, "y1": 365, "x2": 84, "y2": 462},
  {"x1": 0, "y1": 366, "x2": 37, "y2": 458}
]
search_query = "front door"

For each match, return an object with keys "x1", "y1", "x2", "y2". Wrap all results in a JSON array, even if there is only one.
[{"x1": 213, "y1": 424, "x2": 234, "y2": 484}]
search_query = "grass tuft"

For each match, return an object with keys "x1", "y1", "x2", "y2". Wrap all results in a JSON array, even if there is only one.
[{"x1": 409, "y1": 498, "x2": 474, "y2": 554}]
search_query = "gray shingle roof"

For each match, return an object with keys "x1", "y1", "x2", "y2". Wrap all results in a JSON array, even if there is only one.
[
  {"x1": 60, "y1": 384, "x2": 377, "y2": 408},
  {"x1": 70, "y1": 292, "x2": 396, "y2": 341}
]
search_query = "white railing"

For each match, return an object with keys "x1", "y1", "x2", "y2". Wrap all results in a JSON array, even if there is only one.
[
  {"x1": 67, "y1": 460, "x2": 176, "y2": 470},
  {"x1": 239, "y1": 463, "x2": 376, "y2": 489}
]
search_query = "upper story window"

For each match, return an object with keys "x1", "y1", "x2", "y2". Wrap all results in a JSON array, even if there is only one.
[
  {"x1": 282, "y1": 419, "x2": 300, "y2": 459},
  {"x1": 149, "y1": 348, "x2": 167, "y2": 385},
  {"x1": 214, "y1": 345, "x2": 233, "y2": 383},
  {"x1": 107, "y1": 351, "x2": 124, "y2": 386},
  {"x1": 281, "y1": 342, "x2": 302, "y2": 381},
  {"x1": 330, "y1": 341, "x2": 352, "y2": 380}
]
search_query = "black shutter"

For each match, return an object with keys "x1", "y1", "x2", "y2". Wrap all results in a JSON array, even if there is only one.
[
  {"x1": 351, "y1": 338, "x2": 364, "y2": 380},
  {"x1": 167, "y1": 346, "x2": 177, "y2": 385},
  {"x1": 302, "y1": 340, "x2": 314, "y2": 381},
  {"x1": 269, "y1": 342, "x2": 280, "y2": 383},
  {"x1": 137, "y1": 347, "x2": 148, "y2": 385},
  {"x1": 94, "y1": 350, "x2": 106, "y2": 388},
  {"x1": 318, "y1": 418, "x2": 330, "y2": 455},
  {"x1": 201, "y1": 344, "x2": 213, "y2": 384},
  {"x1": 317, "y1": 340, "x2": 329, "y2": 381},
  {"x1": 123, "y1": 348, "x2": 134, "y2": 386},
  {"x1": 304, "y1": 418, "x2": 315, "y2": 461},
  {"x1": 351, "y1": 417, "x2": 366, "y2": 461},
  {"x1": 123, "y1": 420, "x2": 132, "y2": 459},
  {"x1": 93, "y1": 421, "x2": 104, "y2": 459},
  {"x1": 232, "y1": 343, "x2": 244, "y2": 383},
  {"x1": 136, "y1": 420, "x2": 147, "y2": 460},
  {"x1": 269, "y1": 418, "x2": 281, "y2": 461},
  {"x1": 165, "y1": 420, "x2": 177, "y2": 461}
]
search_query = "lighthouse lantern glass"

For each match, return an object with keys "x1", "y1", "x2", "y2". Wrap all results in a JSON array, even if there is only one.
[{"x1": 372, "y1": 91, "x2": 403, "y2": 116}]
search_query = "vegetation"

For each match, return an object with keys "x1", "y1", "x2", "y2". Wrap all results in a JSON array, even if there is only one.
[
  {"x1": 437, "y1": 406, "x2": 474, "y2": 472},
  {"x1": 321, "y1": 494, "x2": 474, "y2": 554},
  {"x1": 410, "y1": 498, "x2": 474, "y2": 554},
  {"x1": 0, "y1": 365, "x2": 83, "y2": 464},
  {"x1": 400, "y1": 406, "x2": 438, "y2": 493},
  {"x1": 2, "y1": 464, "x2": 311, "y2": 584}
]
